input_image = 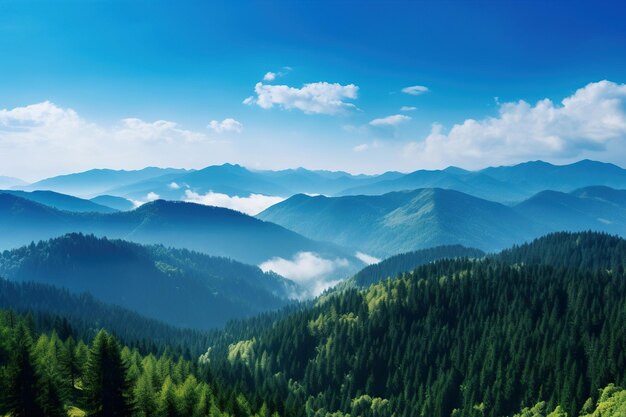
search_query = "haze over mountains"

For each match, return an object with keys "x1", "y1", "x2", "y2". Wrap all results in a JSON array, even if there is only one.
[
  {"x1": 1, "y1": 160, "x2": 625, "y2": 416},
  {"x1": 20, "y1": 167, "x2": 190, "y2": 198},
  {"x1": 9, "y1": 160, "x2": 626, "y2": 205},
  {"x1": 258, "y1": 185, "x2": 626, "y2": 257},
  {"x1": 0, "y1": 193, "x2": 353, "y2": 266},
  {"x1": 0, "y1": 189, "x2": 117, "y2": 213},
  {"x1": 1, "y1": 158, "x2": 626, "y2": 295}
]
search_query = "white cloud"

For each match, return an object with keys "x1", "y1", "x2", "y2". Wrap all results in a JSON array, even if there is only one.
[
  {"x1": 369, "y1": 114, "x2": 411, "y2": 127},
  {"x1": 259, "y1": 251, "x2": 349, "y2": 297},
  {"x1": 168, "y1": 182, "x2": 180, "y2": 189},
  {"x1": 262, "y1": 67, "x2": 292, "y2": 82},
  {"x1": 403, "y1": 80, "x2": 626, "y2": 169},
  {"x1": 0, "y1": 101, "x2": 233, "y2": 181},
  {"x1": 0, "y1": 100, "x2": 81, "y2": 128},
  {"x1": 244, "y1": 81, "x2": 359, "y2": 115},
  {"x1": 400, "y1": 106, "x2": 417, "y2": 112},
  {"x1": 355, "y1": 252, "x2": 381, "y2": 265},
  {"x1": 115, "y1": 118, "x2": 206, "y2": 142},
  {"x1": 183, "y1": 190, "x2": 284, "y2": 215},
  {"x1": 146, "y1": 192, "x2": 160, "y2": 201},
  {"x1": 353, "y1": 143, "x2": 370, "y2": 152},
  {"x1": 208, "y1": 118, "x2": 243, "y2": 134},
  {"x1": 401, "y1": 85, "x2": 429, "y2": 95}
]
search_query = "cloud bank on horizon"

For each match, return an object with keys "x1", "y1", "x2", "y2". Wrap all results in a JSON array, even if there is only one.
[
  {"x1": 402, "y1": 80, "x2": 626, "y2": 169},
  {"x1": 1, "y1": 80, "x2": 626, "y2": 180}
]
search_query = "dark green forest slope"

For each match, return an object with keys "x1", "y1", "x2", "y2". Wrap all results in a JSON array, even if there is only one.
[
  {"x1": 0, "y1": 233, "x2": 296, "y2": 329},
  {"x1": 200, "y1": 232, "x2": 626, "y2": 417},
  {"x1": 342, "y1": 245, "x2": 485, "y2": 289}
]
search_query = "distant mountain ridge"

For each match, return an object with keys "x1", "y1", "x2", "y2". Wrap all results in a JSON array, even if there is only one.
[
  {"x1": 258, "y1": 188, "x2": 543, "y2": 257},
  {"x1": 16, "y1": 160, "x2": 626, "y2": 205},
  {"x1": 19, "y1": 167, "x2": 190, "y2": 197},
  {"x1": 258, "y1": 186, "x2": 626, "y2": 257},
  {"x1": 0, "y1": 190, "x2": 116, "y2": 213},
  {"x1": 338, "y1": 159, "x2": 626, "y2": 202},
  {"x1": 0, "y1": 194, "x2": 354, "y2": 268},
  {"x1": 514, "y1": 186, "x2": 626, "y2": 235}
]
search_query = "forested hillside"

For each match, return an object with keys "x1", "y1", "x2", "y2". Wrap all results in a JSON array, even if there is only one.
[
  {"x1": 342, "y1": 245, "x2": 485, "y2": 288},
  {"x1": 0, "y1": 278, "x2": 214, "y2": 358},
  {"x1": 495, "y1": 231, "x2": 626, "y2": 272},
  {"x1": 200, "y1": 232, "x2": 626, "y2": 417},
  {"x1": 0, "y1": 233, "x2": 296, "y2": 329},
  {"x1": 257, "y1": 188, "x2": 541, "y2": 256},
  {"x1": 0, "y1": 310, "x2": 279, "y2": 417}
]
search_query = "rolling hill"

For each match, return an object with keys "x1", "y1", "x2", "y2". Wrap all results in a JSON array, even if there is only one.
[
  {"x1": 89, "y1": 194, "x2": 136, "y2": 211},
  {"x1": 342, "y1": 245, "x2": 486, "y2": 289},
  {"x1": 257, "y1": 188, "x2": 543, "y2": 257},
  {"x1": 514, "y1": 186, "x2": 626, "y2": 235},
  {"x1": 0, "y1": 233, "x2": 297, "y2": 329},
  {"x1": 0, "y1": 190, "x2": 116, "y2": 213},
  {"x1": 0, "y1": 194, "x2": 356, "y2": 269}
]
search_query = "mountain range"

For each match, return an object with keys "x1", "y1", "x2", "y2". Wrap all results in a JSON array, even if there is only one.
[
  {"x1": 20, "y1": 167, "x2": 190, "y2": 197},
  {"x1": 258, "y1": 185, "x2": 626, "y2": 257},
  {"x1": 12, "y1": 160, "x2": 626, "y2": 204},
  {"x1": 0, "y1": 193, "x2": 355, "y2": 268}
]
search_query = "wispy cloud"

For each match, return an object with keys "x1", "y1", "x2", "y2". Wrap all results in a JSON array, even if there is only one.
[
  {"x1": 369, "y1": 114, "x2": 411, "y2": 127},
  {"x1": 262, "y1": 67, "x2": 292, "y2": 82},
  {"x1": 183, "y1": 190, "x2": 283, "y2": 215},
  {"x1": 400, "y1": 106, "x2": 417, "y2": 112},
  {"x1": 244, "y1": 81, "x2": 359, "y2": 115},
  {"x1": 263, "y1": 72, "x2": 277, "y2": 81},
  {"x1": 401, "y1": 85, "x2": 429, "y2": 95},
  {"x1": 116, "y1": 118, "x2": 205, "y2": 142},
  {"x1": 0, "y1": 101, "x2": 233, "y2": 181},
  {"x1": 355, "y1": 252, "x2": 381, "y2": 265},
  {"x1": 208, "y1": 118, "x2": 243, "y2": 134},
  {"x1": 403, "y1": 80, "x2": 626, "y2": 169},
  {"x1": 259, "y1": 251, "x2": 349, "y2": 297},
  {"x1": 146, "y1": 192, "x2": 160, "y2": 201},
  {"x1": 353, "y1": 143, "x2": 370, "y2": 152}
]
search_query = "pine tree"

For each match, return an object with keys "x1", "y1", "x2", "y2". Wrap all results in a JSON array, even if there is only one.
[
  {"x1": 83, "y1": 329, "x2": 134, "y2": 417},
  {"x1": 5, "y1": 322, "x2": 45, "y2": 417},
  {"x1": 156, "y1": 376, "x2": 179, "y2": 417},
  {"x1": 134, "y1": 372, "x2": 157, "y2": 417}
]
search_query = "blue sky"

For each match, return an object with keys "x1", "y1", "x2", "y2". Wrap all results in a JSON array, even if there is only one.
[{"x1": 1, "y1": 0, "x2": 626, "y2": 180}]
